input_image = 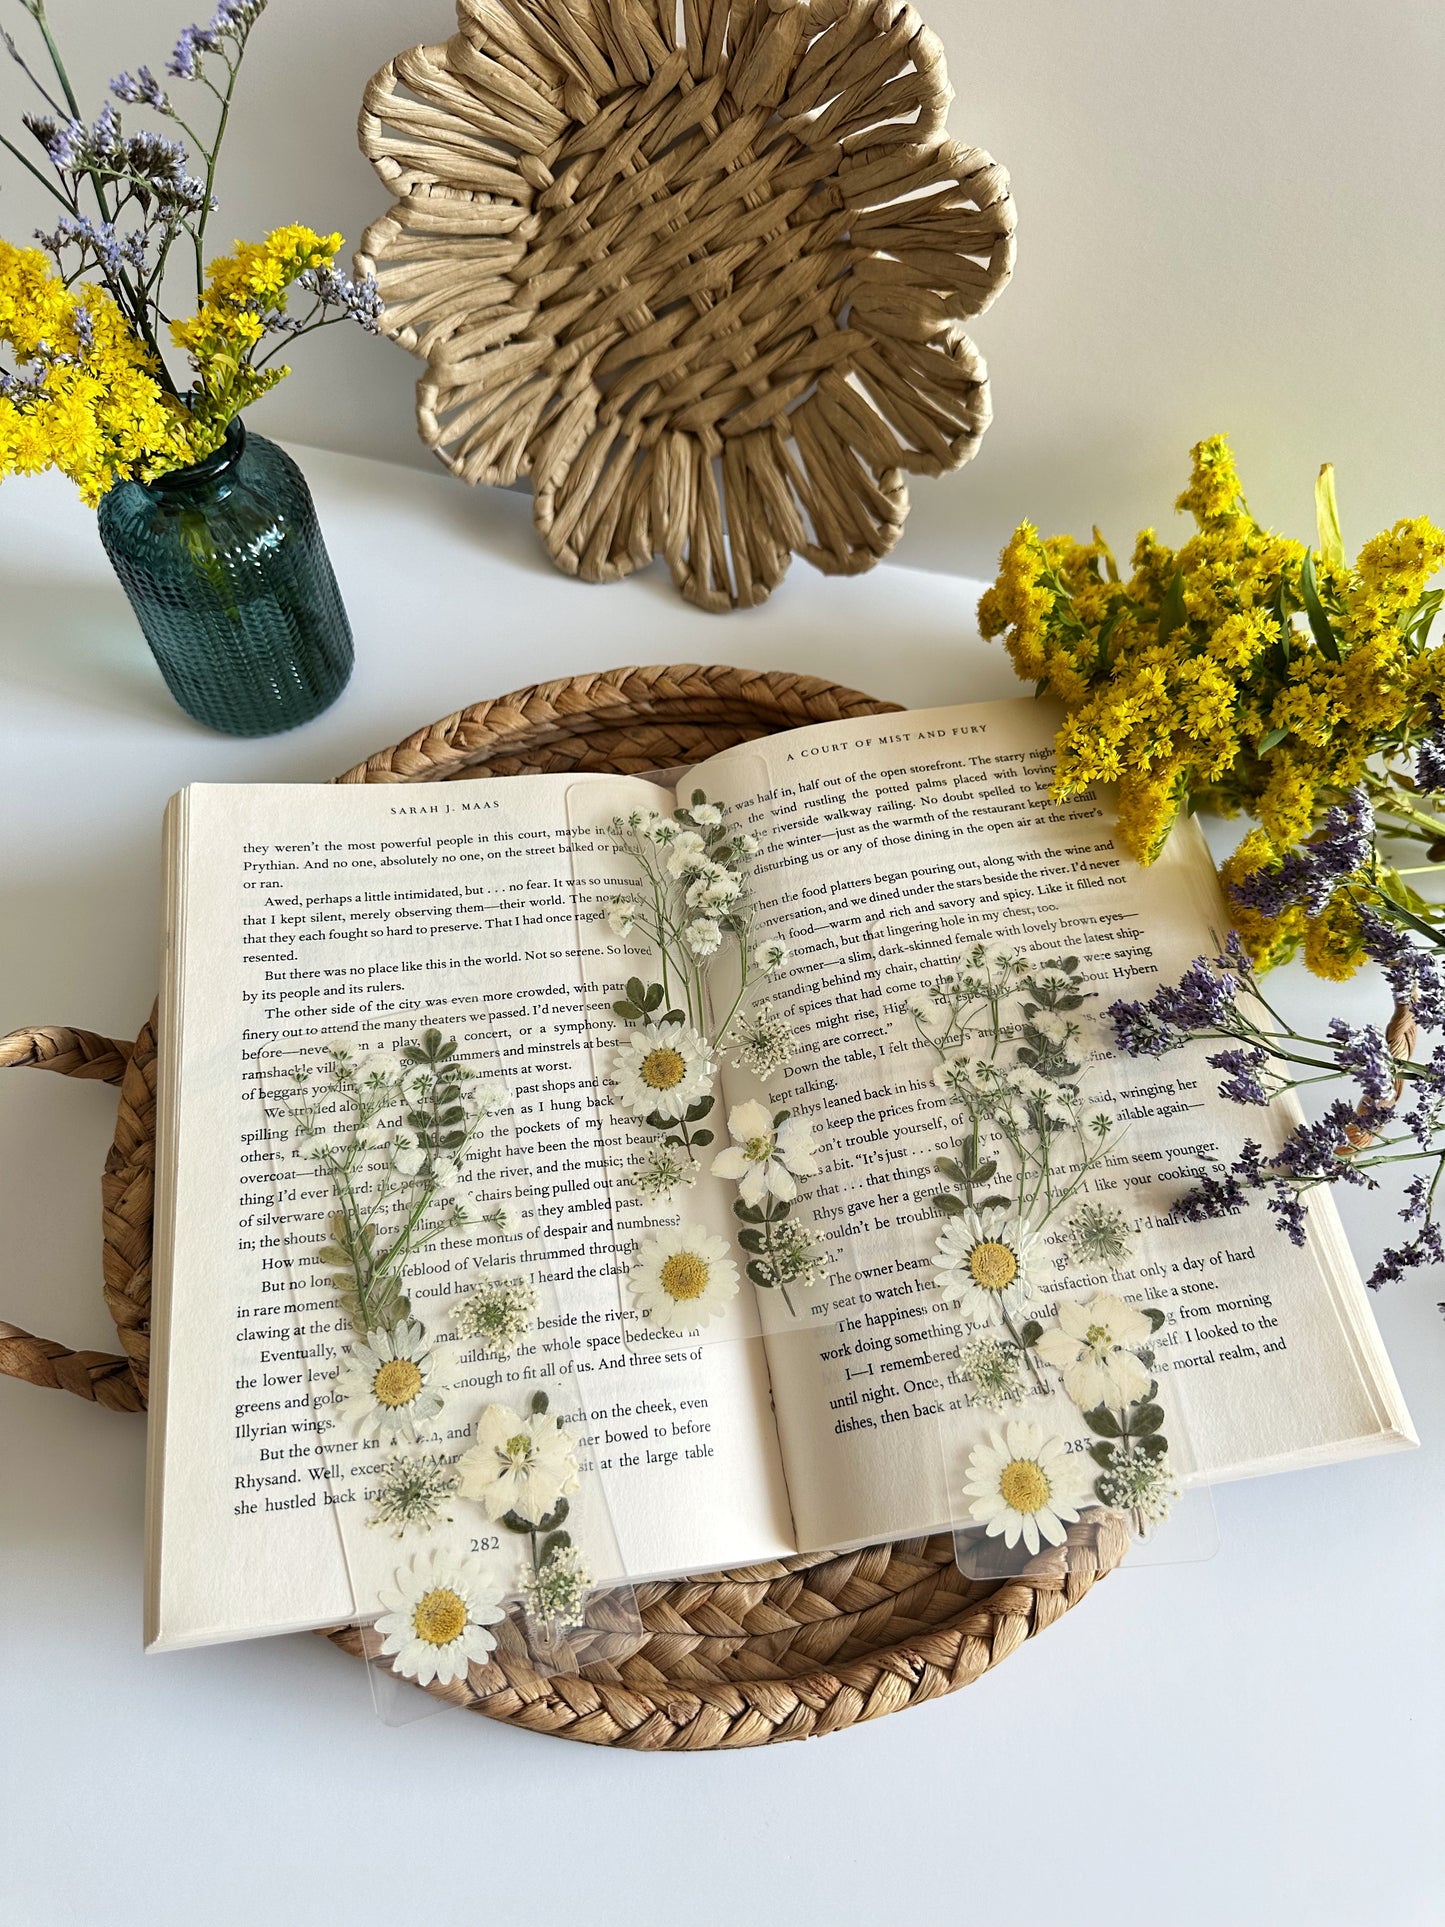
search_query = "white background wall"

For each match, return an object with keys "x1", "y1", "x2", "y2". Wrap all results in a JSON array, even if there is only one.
[{"x1": 3, "y1": 0, "x2": 1443, "y2": 579}]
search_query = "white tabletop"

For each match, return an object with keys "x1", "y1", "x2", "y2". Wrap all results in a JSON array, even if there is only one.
[{"x1": 2, "y1": 445, "x2": 1441, "y2": 1927}]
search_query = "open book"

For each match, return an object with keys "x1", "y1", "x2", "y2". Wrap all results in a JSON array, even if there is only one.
[{"x1": 146, "y1": 698, "x2": 1415, "y2": 1650}]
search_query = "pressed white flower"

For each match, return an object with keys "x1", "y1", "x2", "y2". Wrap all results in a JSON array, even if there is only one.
[
  {"x1": 753, "y1": 939, "x2": 787, "y2": 973},
  {"x1": 335, "y1": 1319, "x2": 450, "y2": 1443},
  {"x1": 688, "y1": 801, "x2": 723, "y2": 826},
  {"x1": 664, "y1": 829, "x2": 708, "y2": 876},
  {"x1": 963, "y1": 1422, "x2": 1092, "y2": 1554},
  {"x1": 488, "y1": 1202, "x2": 520, "y2": 1234},
  {"x1": 429, "y1": 1154, "x2": 460, "y2": 1187},
  {"x1": 711, "y1": 1099, "x2": 819, "y2": 1206},
  {"x1": 628, "y1": 1224, "x2": 740, "y2": 1332},
  {"x1": 521, "y1": 1541, "x2": 592, "y2": 1631},
  {"x1": 685, "y1": 862, "x2": 740, "y2": 911},
  {"x1": 352, "y1": 1124, "x2": 385, "y2": 1151},
  {"x1": 1095, "y1": 1445, "x2": 1178, "y2": 1524},
  {"x1": 933, "y1": 1205, "x2": 1043, "y2": 1325},
  {"x1": 734, "y1": 831, "x2": 760, "y2": 857},
  {"x1": 726, "y1": 1002, "x2": 795, "y2": 1081},
  {"x1": 611, "y1": 1021, "x2": 713, "y2": 1120},
  {"x1": 1030, "y1": 1010, "x2": 1073, "y2": 1044},
  {"x1": 952, "y1": 1333, "x2": 1029, "y2": 1410},
  {"x1": 636, "y1": 1143, "x2": 694, "y2": 1200},
  {"x1": 374, "y1": 1549, "x2": 505, "y2": 1687},
  {"x1": 457, "y1": 1403, "x2": 581, "y2": 1523},
  {"x1": 1067, "y1": 1202, "x2": 1134, "y2": 1266},
  {"x1": 606, "y1": 898, "x2": 639, "y2": 937},
  {"x1": 639, "y1": 813, "x2": 680, "y2": 846},
  {"x1": 368, "y1": 1452, "x2": 459, "y2": 1537},
  {"x1": 453, "y1": 1274, "x2": 538, "y2": 1356},
  {"x1": 684, "y1": 917, "x2": 722, "y2": 957},
  {"x1": 1035, "y1": 1292, "x2": 1156, "y2": 1410},
  {"x1": 389, "y1": 1129, "x2": 425, "y2": 1177},
  {"x1": 471, "y1": 1080, "x2": 510, "y2": 1118}
]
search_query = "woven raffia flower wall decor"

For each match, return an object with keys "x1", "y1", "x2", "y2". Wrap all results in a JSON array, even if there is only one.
[{"x1": 357, "y1": 0, "x2": 1015, "y2": 610}]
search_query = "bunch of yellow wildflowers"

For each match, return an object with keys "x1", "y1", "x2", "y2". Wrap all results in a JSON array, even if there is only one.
[
  {"x1": 1, "y1": 2, "x2": 378, "y2": 503},
  {"x1": 978, "y1": 437, "x2": 1445, "y2": 980}
]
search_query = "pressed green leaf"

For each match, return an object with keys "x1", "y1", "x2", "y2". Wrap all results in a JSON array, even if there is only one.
[
  {"x1": 1088, "y1": 1442, "x2": 1117, "y2": 1469},
  {"x1": 530, "y1": 1389, "x2": 549, "y2": 1414},
  {"x1": 975, "y1": 1194, "x2": 1013, "y2": 1212},
  {"x1": 532, "y1": 1497, "x2": 569, "y2": 1533},
  {"x1": 1140, "y1": 1433, "x2": 1170, "y2": 1459},
  {"x1": 540, "y1": 1530, "x2": 572, "y2": 1560},
  {"x1": 737, "y1": 1228, "x2": 765, "y2": 1253},
  {"x1": 691, "y1": 1128, "x2": 714, "y2": 1146},
  {"x1": 734, "y1": 1201, "x2": 765, "y2": 1223},
  {"x1": 644, "y1": 983, "x2": 665, "y2": 1011},
  {"x1": 613, "y1": 1000, "x2": 643, "y2": 1021},
  {"x1": 1084, "y1": 1404, "x2": 1122, "y2": 1438},
  {"x1": 971, "y1": 1160, "x2": 997, "y2": 1186},
  {"x1": 1019, "y1": 1320, "x2": 1044, "y2": 1348},
  {"x1": 662, "y1": 1009, "x2": 687, "y2": 1026},
  {"x1": 1144, "y1": 1306, "x2": 1167, "y2": 1332},
  {"x1": 625, "y1": 977, "x2": 647, "y2": 1008},
  {"x1": 932, "y1": 1193, "x2": 966, "y2": 1217},
  {"x1": 1131, "y1": 1401, "x2": 1165, "y2": 1436},
  {"x1": 936, "y1": 1157, "x2": 969, "y2": 1185},
  {"x1": 684, "y1": 1096, "x2": 714, "y2": 1122}
]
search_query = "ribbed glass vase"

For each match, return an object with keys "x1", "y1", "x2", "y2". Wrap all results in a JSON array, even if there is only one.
[{"x1": 98, "y1": 419, "x2": 353, "y2": 736}]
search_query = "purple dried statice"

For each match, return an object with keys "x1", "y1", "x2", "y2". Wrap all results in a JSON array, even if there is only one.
[
  {"x1": 110, "y1": 67, "x2": 169, "y2": 110},
  {"x1": 1415, "y1": 697, "x2": 1445, "y2": 794},
  {"x1": 1110, "y1": 955, "x2": 1240, "y2": 1057},
  {"x1": 1273, "y1": 1100, "x2": 1376, "y2": 1184},
  {"x1": 1326, "y1": 1018, "x2": 1397, "y2": 1106},
  {"x1": 1367, "y1": 1218, "x2": 1445, "y2": 1291},
  {"x1": 298, "y1": 265, "x2": 382, "y2": 332},
  {"x1": 1227, "y1": 787, "x2": 1373, "y2": 921},
  {"x1": 35, "y1": 214, "x2": 148, "y2": 279},
  {"x1": 1171, "y1": 1140, "x2": 1267, "y2": 1224},
  {"x1": 1359, "y1": 907, "x2": 1445, "y2": 1031},
  {"x1": 1207, "y1": 1044, "x2": 1271, "y2": 1106}
]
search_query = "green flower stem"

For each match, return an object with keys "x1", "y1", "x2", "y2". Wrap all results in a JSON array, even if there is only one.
[{"x1": 193, "y1": 50, "x2": 241, "y2": 296}]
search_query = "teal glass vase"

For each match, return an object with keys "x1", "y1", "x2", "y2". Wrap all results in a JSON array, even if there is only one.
[{"x1": 98, "y1": 419, "x2": 353, "y2": 736}]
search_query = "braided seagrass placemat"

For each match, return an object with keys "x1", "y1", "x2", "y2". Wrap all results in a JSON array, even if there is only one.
[{"x1": 0, "y1": 664, "x2": 1126, "y2": 1746}]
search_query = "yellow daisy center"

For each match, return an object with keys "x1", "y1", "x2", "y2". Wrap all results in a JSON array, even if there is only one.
[
  {"x1": 641, "y1": 1046, "x2": 687, "y2": 1091},
  {"x1": 373, "y1": 1357, "x2": 423, "y2": 1407},
  {"x1": 999, "y1": 1459, "x2": 1051, "y2": 1514},
  {"x1": 742, "y1": 1134, "x2": 773, "y2": 1161},
  {"x1": 659, "y1": 1252, "x2": 710, "y2": 1301},
  {"x1": 411, "y1": 1586, "x2": 468, "y2": 1646},
  {"x1": 968, "y1": 1239, "x2": 1019, "y2": 1292}
]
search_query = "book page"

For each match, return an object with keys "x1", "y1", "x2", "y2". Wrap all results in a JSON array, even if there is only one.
[
  {"x1": 693, "y1": 701, "x2": 1415, "y2": 1554},
  {"x1": 147, "y1": 775, "x2": 794, "y2": 1650}
]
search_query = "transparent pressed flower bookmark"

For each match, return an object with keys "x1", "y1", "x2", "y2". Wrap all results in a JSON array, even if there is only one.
[
  {"x1": 799, "y1": 923, "x2": 1220, "y2": 1580},
  {"x1": 255, "y1": 1002, "x2": 645, "y2": 1726}
]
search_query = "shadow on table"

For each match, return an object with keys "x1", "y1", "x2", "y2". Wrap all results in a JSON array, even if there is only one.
[{"x1": 0, "y1": 573, "x2": 203, "y2": 729}]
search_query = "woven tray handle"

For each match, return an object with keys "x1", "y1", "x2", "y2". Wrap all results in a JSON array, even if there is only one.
[{"x1": 0, "y1": 1026, "x2": 144, "y2": 1410}]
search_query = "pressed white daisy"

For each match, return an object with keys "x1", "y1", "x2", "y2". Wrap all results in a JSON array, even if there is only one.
[
  {"x1": 726, "y1": 1002, "x2": 795, "y2": 1082},
  {"x1": 373, "y1": 1549, "x2": 505, "y2": 1687},
  {"x1": 521, "y1": 1542, "x2": 592, "y2": 1632},
  {"x1": 628, "y1": 1224, "x2": 740, "y2": 1332},
  {"x1": 753, "y1": 939, "x2": 788, "y2": 973},
  {"x1": 1035, "y1": 1292, "x2": 1156, "y2": 1410},
  {"x1": 452, "y1": 1274, "x2": 538, "y2": 1356},
  {"x1": 335, "y1": 1320, "x2": 450, "y2": 1443},
  {"x1": 933, "y1": 1205, "x2": 1043, "y2": 1325},
  {"x1": 711, "y1": 1100, "x2": 819, "y2": 1206},
  {"x1": 963, "y1": 1422, "x2": 1092, "y2": 1554},
  {"x1": 606, "y1": 898, "x2": 639, "y2": 937},
  {"x1": 611, "y1": 1021, "x2": 713, "y2": 1120},
  {"x1": 457, "y1": 1403, "x2": 581, "y2": 1524},
  {"x1": 683, "y1": 917, "x2": 721, "y2": 957}
]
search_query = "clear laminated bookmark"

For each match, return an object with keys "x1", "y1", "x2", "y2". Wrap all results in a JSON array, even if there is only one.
[
  {"x1": 848, "y1": 927, "x2": 1220, "y2": 1580},
  {"x1": 255, "y1": 997, "x2": 644, "y2": 1726},
  {"x1": 561, "y1": 759, "x2": 850, "y2": 1363}
]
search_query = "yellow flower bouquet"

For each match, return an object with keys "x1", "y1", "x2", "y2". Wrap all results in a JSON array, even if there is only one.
[
  {"x1": 979, "y1": 436, "x2": 1445, "y2": 978},
  {"x1": 0, "y1": 1, "x2": 379, "y2": 732}
]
